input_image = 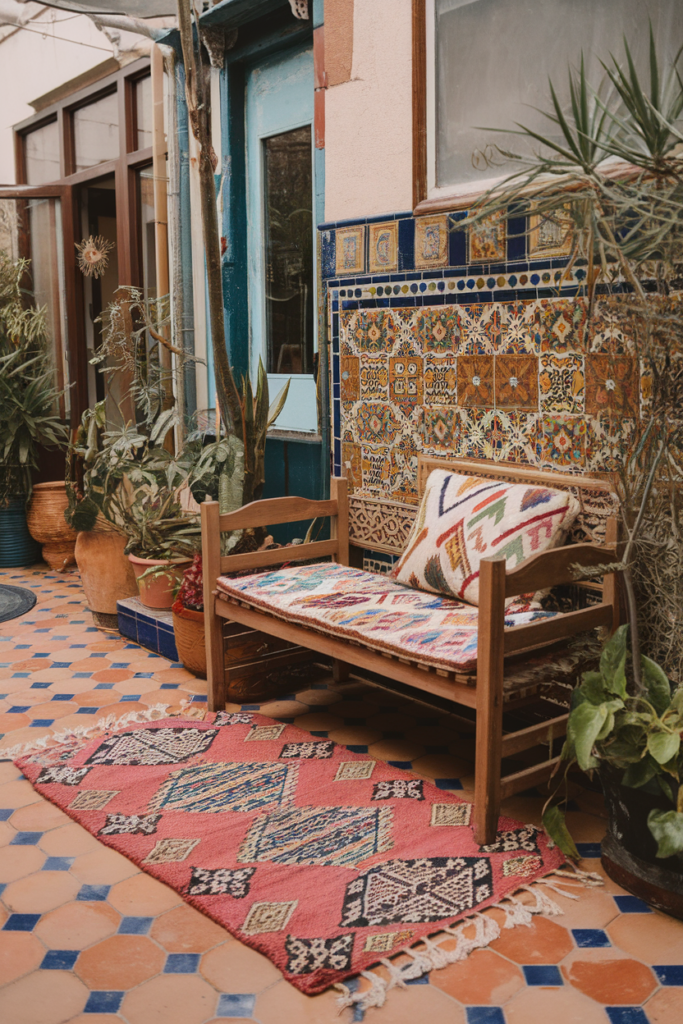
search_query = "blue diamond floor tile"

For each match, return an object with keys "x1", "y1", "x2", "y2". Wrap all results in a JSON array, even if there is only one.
[
  {"x1": 10, "y1": 831, "x2": 43, "y2": 845},
  {"x1": 435, "y1": 778, "x2": 464, "y2": 790},
  {"x1": 346, "y1": 744, "x2": 368, "y2": 753},
  {"x1": 30, "y1": 682, "x2": 51, "y2": 689},
  {"x1": 83, "y1": 991, "x2": 124, "y2": 1014},
  {"x1": 118, "y1": 916, "x2": 154, "y2": 935},
  {"x1": 51, "y1": 694, "x2": 75, "y2": 701},
  {"x1": 613, "y1": 895, "x2": 653, "y2": 914},
  {"x1": 572, "y1": 928, "x2": 611, "y2": 948},
  {"x1": 77, "y1": 884, "x2": 111, "y2": 901},
  {"x1": 43, "y1": 857, "x2": 74, "y2": 871},
  {"x1": 217, "y1": 994, "x2": 256, "y2": 1018},
  {"x1": 387, "y1": 760, "x2": 413, "y2": 769},
  {"x1": 94, "y1": 683, "x2": 114, "y2": 690},
  {"x1": 405, "y1": 973, "x2": 430, "y2": 985},
  {"x1": 120, "y1": 695, "x2": 141, "y2": 702},
  {"x1": 164, "y1": 953, "x2": 200, "y2": 973},
  {"x1": 160, "y1": 683, "x2": 179, "y2": 689},
  {"x1": 8, "y1": 706, "x2": 30, "y2": 713},
  {"x1": 0, "y1": 808, "x2": 12, "y2": 820},
  {"x1": 51, "y1": 663, "x2": 72, "y2": 669},
  {"x1": 76, "y1": 707, "x2": 99, "y2": 715},
  {"x1": 576, "y1": 842, "x2": 602, "y2": 858},
  {"x1": 605, "y1": 1009, "x2": 650, "y2": 1024},
  {"x1": 41, "y1": 949, "x2": 80, "y2": 970},
  {"x1": 466, "y1": 1009, "x2": 506, "y2": 1024},
  {"x1": 134, "y1": 672, "x2": 154, "y2": 678},
  {"x1": 522, "y1": 965, "x2": 563, "y2": 986},
  {"x1": 3, "y1": 913, "x2": 41, "y2": 931},
  {"x1": 30, "y1": 719, "x2": 55, "y2": 727},
  {"x1": 653, "y1": 965, "x2": 683, "y2": 985}
]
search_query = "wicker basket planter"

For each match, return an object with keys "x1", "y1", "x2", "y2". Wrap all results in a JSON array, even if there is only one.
[
  {"x1": 172, "y1": 606, "x2": 206, "y2": 678},
  {"x1": 26, "y1": 481, "x2": 77, "y2": 571}
]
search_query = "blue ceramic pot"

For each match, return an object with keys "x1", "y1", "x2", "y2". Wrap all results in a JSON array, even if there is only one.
[{"x1": 0, "y1": 497, "x2": 41, "y2": 567}]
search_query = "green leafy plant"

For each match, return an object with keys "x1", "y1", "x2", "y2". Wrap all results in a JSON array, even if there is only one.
[
  {"x1": 544, "y1": 625, "x2": 683, "y2": 861},
  {"x1": 0, "y1": 252, "x2": 68, "y2": 505}
]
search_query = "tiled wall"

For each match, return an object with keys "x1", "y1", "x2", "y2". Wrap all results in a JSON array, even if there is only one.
[{"x1": 320, "y1": 210, "x2": 639, "y2": 555}]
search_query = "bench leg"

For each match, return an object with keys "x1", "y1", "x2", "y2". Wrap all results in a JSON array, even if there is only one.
[
  {"x1": 332, "y1": 659, "x2": 350, "y2": 683},
  {"x1": 474, "y1": 680, "x2": 504, "y2": 846},
  {"x1": 474, "y1": 556, "x2": 506, "y2": 847},
  {"x1": 206, "y1": 609, "x2": 227, "y2": 713}
]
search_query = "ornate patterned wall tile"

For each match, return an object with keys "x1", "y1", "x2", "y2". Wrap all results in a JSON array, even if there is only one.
[
  {"x1": 360, "y1": 360, "x2": 389, "y2": 400},
  {"x1": 351, "y1": 310, "x2": 397, "y2": 355},
  {"x1": 457, "y1": 304, "x2": 501, "y2": 353},
  {"x1": 503, "y1": 411, "x2": 539, "y2": 465},
  {"x1": 424, "y1": 355, "x2": 457, "y2": 405},
  {"x1": 587, "y1": 300, "x2": 638, "y2": 354},
  {"x1": 341, "y1": 442, "x2": 362, "y2": 492},
  {"x1": 538, "y1": 298, "x2": 588, "y2": 352},
  {"x1": 340, "y1": 356, "x2": 360, "y2": 402},
  {"x1": 355, "y1": 402, "x2": 403, "y2": 445},
  {"x1": 498, "y1": 301, "x2": 541, "y2": 354},
  {"x1": 390, "y1": 432, "x2": 420, "y2": 504},
  {"x1": 459, "y1": 407, "x2": 489, "y2": 460},
  {"x1": 336, "y1": 225, "x2": 365, "y2": 275},
  {"x1": 417, "y1": 406, "x2": 461, "y2": 452},
  {"x1": 368, "y1": 221, "x2": 398, "y2": 273},
  {"x1": 389, "y1": 355, "x2": 423, "y2": 415},
  {"x1": 361, "y1": 444, "x2": 392, "y2": 492},
  {"x1": 585, "y1": 355, "x2": 638, "y2": 417},
  {"x1": 414, "y1": 215, "x2": 449, "y2": 269},
  {"x1": 528, "y1": 204, "x2": 573, "y2": 259},
  {"x1": 348, "y1": 496, "x2": 417, "y2": 554},
  {"x1": 538, "y1": 414, "x2": 587, "y2": 469},
  {"x1": 495, "y1": 354, "x2": 538, "y2": 409},
  {"x1": 468, "y1": 214, "x2": 506, "y2": 262},
  {"x1": 458, "y1": 354, "x2": 494, "y2": 406},
  {"x1": 415, "y1": 307, "x2": 459, "y2": 353},
  {"x1": 586, "y1": 417, "x2": 636, "y2": 473},
  {"x1": 539, "y1": 353, "x2": 585, "y2": 413}
]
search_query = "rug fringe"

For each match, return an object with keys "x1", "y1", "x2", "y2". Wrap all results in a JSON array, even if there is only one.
[
  {"x1": 2, "y1": 703, "x2": 172, "y2": 762},
  {"x1": 334, "y1": 865, "x2": 603, "y2": 1014}
]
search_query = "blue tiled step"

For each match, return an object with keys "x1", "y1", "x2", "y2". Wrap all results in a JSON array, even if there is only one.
[{"x1": 117, "y1": 597, "x2": 178, "y2": 662}]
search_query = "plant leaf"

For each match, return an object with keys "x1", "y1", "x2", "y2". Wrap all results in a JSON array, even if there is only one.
[
  {"x1": 542, "y1": 803, "x2": 580, "y2": 861},
  {"x1": 641, "y1": 656, "x2": 671, "y2": 715},
  {"x1": 647, "y1": 809, "x2": 683, "y2": 859},
  {"x1": 600, "y1": 624, "x2": 628, "y2": 697},
  {"x1": 647, "y1": 731, "x2": 681, "y2": 766},
  {"x1": 568, "y1": 701, "x2": 608, "y2": 770}
]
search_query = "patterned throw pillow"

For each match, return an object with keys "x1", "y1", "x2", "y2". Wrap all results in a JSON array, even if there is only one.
[{"x1": 391, "y1": 469, "x2": 580, "y2": 606}]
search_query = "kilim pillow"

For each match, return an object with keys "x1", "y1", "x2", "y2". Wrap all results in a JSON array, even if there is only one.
[{"x1": 390, "y1": 469, "x2": 580, "y2": 607}]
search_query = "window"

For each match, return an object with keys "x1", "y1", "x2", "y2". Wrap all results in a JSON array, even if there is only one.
[
  {"x1": 24, "y1": 121, "x2": 60, "y2": 185},
  {"x1": 427, "y1": 0, "x2": 682, "y2": 199},
  {"x1": 73, "y1": 91, "x2": 119, "y2": 172},
  {"x1": 135, "y1": 76, "x2": 153, "y2": 150}
]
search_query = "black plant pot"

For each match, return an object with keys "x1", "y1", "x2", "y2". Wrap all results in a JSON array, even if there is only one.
[{"x1": 600, "y1": 763, "x2": 683, "y2": 919}]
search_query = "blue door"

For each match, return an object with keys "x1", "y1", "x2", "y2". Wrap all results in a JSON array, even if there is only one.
[{"x1": 245, "y1": 43, "x2": 317, "y2": 433}]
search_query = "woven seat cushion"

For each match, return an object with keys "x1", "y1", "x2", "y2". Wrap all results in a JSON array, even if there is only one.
[
  {"x1": 390, "y1": 469, "x2": 580, "y2": 606},
  {"x1": 216, "y1": 563, "x2": 556, "y2": 674}
]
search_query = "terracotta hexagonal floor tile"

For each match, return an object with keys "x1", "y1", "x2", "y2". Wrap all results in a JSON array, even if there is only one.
[
  {"x1": 430, "y1": 948, "x2": 525, "y2": 1004},
  {"x1": 66, "y1": 1016, "x2": 127, "y2": 1024},
  {"x1": 3, "y1": 869, "x2": 80, "y2": 913},
  {"x1": 505, "y1": 982, "x2": 609, "y2": 1024},
  {"x1": 255, "y1": 977, "x2": 356, "y2": 1024},
  {"x1": 0, "y1": 968, "x2": 88, "y2": 1024},
  {"x1": 10, "y1": 798, "x2": 71, "y2": 833},
  {"x1": 0, "y1": 761, "x2": 21, "y2": 784},
  {"x1": 75, "y1": 934, "x2": 166, "y2": 989},
  {"x1": 332, "y1": 699, "x2": 381, "y2": 719},
  {"x1": 490, "y1": 915, "x2": 574, "y2": 964},
  {"x1": 35, "y1": 899, "x2": 120, "y2": 950},
  {"x1": 294, "y1": 688, "x2": 342, "y2": 706},
  {"x1": 645, "y1": 987, "x2": 683, "y2": 1024},
  {"x1": 121, "y1": 973, "x2": 218, "y2": 1024},
  {"x1": 368, "y1": 738, "x2": 426, "y2": 762},
  {"x1": 200, "y1": 937, "x2": 282, "y2": 992},
  {"x1": 0, "y1": 819, "x2": 16, "y2": 845},
  {"x1": 607, "y1": 910, "x2": 683, "y2": 963},
  {"x1": 0, "y1": 932, "x2": 46, "y2": 985},
  {"x1": 69, "y1": 846, "x2": 140, "y2": 886},
  {"x1": 0, "y1": 843, "x2": 45, "y2": 881},
  {"x1": 150, "y1": 904, "x2": 228, "y2": 953},
  {"x1": 562, "y1": 955, "x2": 656, "y2": 1004},
  {"x1": 257, "y1": 699, "x2": 310, "y2": 718},
  {"x1": 292, "y1": 711, "x2": 344, "y2": 731},
  {"x1": 39, "y1": 822, "x2": 102, "y2": 857},
  {"x1": 0, "y1": 778, "x2": 42, "y2": 809},
  {"x1": 73, "y1": 689, "x2": 120, "y2": 707},
  {"x1": 327, "y1": 725, "x2": 383, "y2": 746},
  {"x1": 410, "y1": 753, "x2": 472, "y2": 779},
  {"x1": 108, "y1": 871, "x2": 182, "y2": 916}
]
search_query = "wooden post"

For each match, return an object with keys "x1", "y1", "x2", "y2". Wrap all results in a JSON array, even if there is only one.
[
  {"x1": 474, "y1": 555, "x2": 507, "y2": 846},
  {"x1": 330, "y1": 476, "x2": 349, "y2": 566},
  {"x1": 603, "y1": 515, "x2": 620, "y2": 634},
  {"x1": 201, "y1": 500, "x2": 226, "y2": 712}
]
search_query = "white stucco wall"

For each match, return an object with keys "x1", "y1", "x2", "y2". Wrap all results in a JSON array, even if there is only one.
[
  {"x1": 0, "y1": 4, "x2": 145, "y2": 185},
  {"x1": 324, "y1": 0, "x2": 413, "y2": 222}
]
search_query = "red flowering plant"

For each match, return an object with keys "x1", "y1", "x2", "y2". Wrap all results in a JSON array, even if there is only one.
[{"x1": 172, "y1": 553, "x2": 203, "y2": 615}]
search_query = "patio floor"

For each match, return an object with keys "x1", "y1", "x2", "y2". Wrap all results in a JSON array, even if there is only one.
[{"x1": 1, "y1": 566, "x2": 682, "y2": 1024}]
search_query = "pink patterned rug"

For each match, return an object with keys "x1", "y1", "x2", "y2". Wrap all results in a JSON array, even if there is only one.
[{"x1": 16, "y1": 711, "x2": 565, "y2": 998}]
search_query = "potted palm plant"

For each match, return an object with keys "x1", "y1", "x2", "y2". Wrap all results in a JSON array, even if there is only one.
[
  {"x1": 464, "y1": 28, "x2": 683, "y2": 909},
  {"x1": 0, "y1": 251, "x2": 68, "y2": 567}
]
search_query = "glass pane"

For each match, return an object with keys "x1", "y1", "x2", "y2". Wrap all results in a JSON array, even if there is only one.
[
  {"x1": 138, "y1": 168, "x2": 157, "y2": 300},
  {"x1": 25, "y1": 121, "x2": 60, "y2": 185},
  {"x1": 79, "y1": 179, "x2": 118, "y2": 411},
  {"x1": 435, "y1": 0, "x2": 682, "y2": 187},
  {"x1": 263, "y1": 125, "x2": 313, "y2": 376},
  {"x1": 73, "y1": 92, "x2": 119, "y2": 173},
  {"x1": 136, "y1": 75, "x2": 153, "y2": 150},
  {"x1": 25, "y1": 198, "x2": 69, "y2": 417}
]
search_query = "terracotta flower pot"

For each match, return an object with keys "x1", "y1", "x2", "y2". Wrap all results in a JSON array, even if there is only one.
[
  {"x1": 27, "y1": 481, "x2": 77, "y2": 571},
  {"x1": 75, "y1": 530, "x2": 138, "y2": 619},
  {"x1": 172, "y1": 606, "x2": 206, "y2": 678},
  {"x1": 129, "y1": 554, "x2": 192, "y2": 610}
]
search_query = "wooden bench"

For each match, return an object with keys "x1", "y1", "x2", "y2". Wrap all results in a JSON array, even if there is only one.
[{"x1": 201, "y1": 461, "x2": 621, "y2": 846}]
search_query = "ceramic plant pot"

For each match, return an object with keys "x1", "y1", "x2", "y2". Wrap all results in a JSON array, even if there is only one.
[
  {"x1": 172, "y1": 606, "x2": 206, "y2": 678},
  {"x1": 0, "y1": 497, "x2": 40, "y2": 567},
  {"x1": 75, "y1": 530, "x2": 138, "y2": 621},
  {"x1": 27, "y1": 481, "x2": 77, "y2": 571},
  {"x1": 129, "y1": 554, "x2": 192, "y2": 610}
]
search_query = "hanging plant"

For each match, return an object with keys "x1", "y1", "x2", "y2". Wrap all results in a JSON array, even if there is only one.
[{"x1": 75, "y1": 235, "x2": 115, "y2": 279}]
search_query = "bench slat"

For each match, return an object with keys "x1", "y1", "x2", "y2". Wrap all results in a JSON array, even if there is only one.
[
  {"x1": 504, "y1": 542, "x2": 620, "y2": 597},
  {"x1": 503, "y1": 603, "x2": 612, "y2": 654},
  {"x1": 217, "y1": 496, "x2": 338, "y2": 532},
  {"x1": 500, "y1": 756, "x2": 563, "y2": 800},
  {"x1": 220, "y1": 539, "x2": 338, "y2": 574}
]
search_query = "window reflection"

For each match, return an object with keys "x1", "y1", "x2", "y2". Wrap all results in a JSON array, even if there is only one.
[
  {"x1": 25, "y1": 121, "x2": 60, "y2": 185},
  {"x1": 263, "y1": 125, "x2": 313, "y2": 375},
  {"x1": 135, "y1": 76, "x2": 153, "y2": 150},
  {"x1": 73, "y1": 92, "x2": 119, "y2": 172}
]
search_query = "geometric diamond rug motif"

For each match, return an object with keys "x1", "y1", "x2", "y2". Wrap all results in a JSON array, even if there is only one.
[{"x1": 15, "y1": 713, "x2": 564, "y2": 996}]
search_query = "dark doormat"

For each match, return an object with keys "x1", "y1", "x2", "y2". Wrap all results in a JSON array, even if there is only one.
[{"x1": 0, "y1": 584, "x2": 37, "y2": 623}]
